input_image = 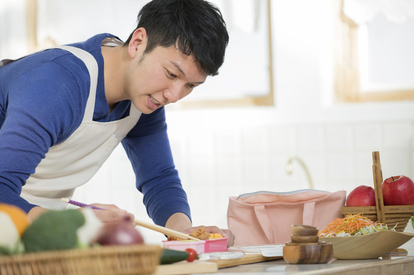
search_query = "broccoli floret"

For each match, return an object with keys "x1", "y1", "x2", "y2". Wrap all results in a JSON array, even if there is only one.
[{"x1": 22, "y1": 209, "x2": 85, "y2": 252}]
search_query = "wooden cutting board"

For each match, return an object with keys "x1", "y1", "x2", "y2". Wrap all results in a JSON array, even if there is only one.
[
  {"x1": 212, "y1": 253, "x2": 282, "y2": 268},
  {"x1": 154, "y1": 261, "x2": 218, "y2": 275},
  {"x1": 154, "y1": 253, "x2": 283, "y2": 275}
]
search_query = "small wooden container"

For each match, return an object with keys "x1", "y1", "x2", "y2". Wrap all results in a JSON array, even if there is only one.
[
  {"x1": 283, "y1": 242, "x2": 333, "y2": 264},
  {"x1": 291, "y1": 235, "x2": 319, "y2": 243},
  {"x1": 291, "y1": 225, "x2": 319, "y2": 236},
  {"x1": 284, "y1": 224, "x2": 331, "y2": 264},
  {"x1": 341, "y1": 151, "x2": 414, "y2": 232}
]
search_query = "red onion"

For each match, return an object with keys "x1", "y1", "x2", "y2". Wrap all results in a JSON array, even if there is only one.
[{"x1": 94, "y1": 222, "x2": 144, "y2": 246}]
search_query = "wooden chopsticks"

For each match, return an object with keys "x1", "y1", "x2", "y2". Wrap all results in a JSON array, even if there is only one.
[
  {"x1": 134, "y1": 219, "x2": 200, "y2": 241},
  {"x1": 60, "y1": 198, "x2": 198, "y2": 241}
]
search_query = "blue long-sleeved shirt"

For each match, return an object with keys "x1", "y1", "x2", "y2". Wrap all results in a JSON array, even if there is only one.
[{"x1": 0, "y1": 33, "x2": 190, "y2": 226}]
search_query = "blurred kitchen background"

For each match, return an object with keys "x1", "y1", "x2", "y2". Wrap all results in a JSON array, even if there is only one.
[{"x1": 1, "y1": 0, "x2": 414, "y2": 249}]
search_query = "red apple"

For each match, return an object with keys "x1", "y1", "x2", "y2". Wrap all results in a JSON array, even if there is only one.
[
  {"x1": 382, "y1": 175, "x2": 414, "y2": 205},
  {"x1": 346, "y1": 185, "x2": 376, "y2": 207}
]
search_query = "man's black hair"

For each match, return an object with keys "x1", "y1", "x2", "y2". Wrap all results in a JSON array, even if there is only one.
[{"x1": 124, "y1": 0, "x2": 229, "y2": 76}]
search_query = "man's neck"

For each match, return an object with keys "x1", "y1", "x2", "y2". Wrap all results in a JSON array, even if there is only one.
[{"x1": 101, "y1": 45, "x2": 127, "y2": 112}]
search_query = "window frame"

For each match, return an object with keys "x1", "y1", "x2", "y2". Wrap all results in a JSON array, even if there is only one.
[
  {"x1": 26, "y1": 0, "x2": 274, "y2": 109},
  {"x1": 333, "y1": 0, "x2": 414, "y2": 103}
]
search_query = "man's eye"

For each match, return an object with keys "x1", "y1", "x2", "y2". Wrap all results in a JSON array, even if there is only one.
[
  {"x1": 188, "y1": 83, "x2": 195, "y2": 89},
  {"x1": 166, "y1": 70, "x2": 176, "y2": 78}
]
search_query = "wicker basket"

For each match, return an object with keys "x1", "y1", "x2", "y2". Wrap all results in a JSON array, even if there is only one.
[
  {"x1": 341, "y1": 205, "x2": 414, "y2": 232},
  {"x1": 341, "y1": 151, "x2": 414, "y2": 232},
  {"x1": 0, "y1": 244, "x2": 162, "y2": 275}
]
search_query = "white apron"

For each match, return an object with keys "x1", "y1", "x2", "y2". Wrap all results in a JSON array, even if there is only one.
[{"x1": 21, "y1": 46, "x2": 142, "y2": 209}]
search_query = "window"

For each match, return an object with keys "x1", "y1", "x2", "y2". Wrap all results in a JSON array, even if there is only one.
[
  {"x1": 26, "y1": 0, "x2": 274, "y2": 108},
  {"x1": 333, "y1": 0, "x2": 414, "y2": 102}
]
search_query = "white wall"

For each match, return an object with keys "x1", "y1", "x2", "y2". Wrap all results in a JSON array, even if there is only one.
[
  {"x1": 2, "y1": 0, "x2": 414, "y2": 248},
  {"x1": 73, "y1": 0, "x2": 414, "y2": 246},
  {"x1": 0, "y1": 0, "x2": 28, "y2": 59}
]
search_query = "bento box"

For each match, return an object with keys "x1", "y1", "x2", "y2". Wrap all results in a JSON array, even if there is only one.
[
  {"x1": 204, "y1": 237, "x2": 228, "y2": 253},
  {"x1": 162, "y1": 240, "x2": 206, "y2": 254},
  {"x1": 162, "y1": 237, "x2": 228, "y2": 254}
]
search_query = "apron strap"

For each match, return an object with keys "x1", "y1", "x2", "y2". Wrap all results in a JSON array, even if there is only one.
[
  {"x1": 2, "y1": 44, "x2": 136, "y2": 120},
  {"x1": 0, "y1": 59, "x2": 15, "y2": 67},
  {"x1": 55, "y1": 46, "x2": 99, "y2": 122},
  {"x1": 1, "y1": 47, "x2": 97, "y2": 122}
]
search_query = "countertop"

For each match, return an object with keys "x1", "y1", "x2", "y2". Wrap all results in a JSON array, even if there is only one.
[{"x1": 193, "y1": 256, "x2": 414, "y2": 275}]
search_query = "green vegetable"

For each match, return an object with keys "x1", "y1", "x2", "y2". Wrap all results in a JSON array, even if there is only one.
[
  {"x1": 358, "y1": 223, "x2": 388, "y2": 236},
  {"x1": 359, "y1": 226, "x2": 375, "y2": 235},
  {"x1": 0, "y1": 241, "x2": 24, "y2": 255},
  {"x1": 22, "y1": 210, "x2": 85, "y2": 252},
  {"x1": 0, "y1": 212, "x2": 24, "y2": 255},
  {"x1": 160, "y1": 248, "x2": 189, "y2": 264}
]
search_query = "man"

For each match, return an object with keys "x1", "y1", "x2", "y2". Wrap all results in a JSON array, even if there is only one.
[{"x1": 0, "y1": 0, "x2": 233, "y2": 245}]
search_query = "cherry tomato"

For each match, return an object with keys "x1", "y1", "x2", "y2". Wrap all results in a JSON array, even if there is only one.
[{"x1": 185, "y1": 248, "x2": 198, "y2": 262}]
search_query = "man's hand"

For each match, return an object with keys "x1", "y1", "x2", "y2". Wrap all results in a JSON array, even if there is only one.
[
  {"x1": 28, "y1": 204, "x2": 135, "y2": 224},
  {"x1": 183, "y1": 225, "x2": 235, "y2": 247},
  {"x1": 165, "y1": 213, "x2": 235, "y2": 247},
  {"x1": 90, "y1": 203, "x2": 135, "y2": 224},
  {"x1": 27, "y1": 206, "x2": 49, "y2": 222}
]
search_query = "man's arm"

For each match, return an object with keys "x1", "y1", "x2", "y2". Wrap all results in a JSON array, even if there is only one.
[
  {"x1": 0, "y1": 60, "x2": 87, "y2": 213},
  {"x1": 165, "y1": 212, "x2": 235, "y2": 247},
  {"x1": 122, "y1": 107, "x2": 192, "y2": 226},
  {"x1": 28, "y1": 204, "x2": 135, "y2": 224},
  {"x1": 122, "y1": 108, "x2": 234, "y2": 246}
]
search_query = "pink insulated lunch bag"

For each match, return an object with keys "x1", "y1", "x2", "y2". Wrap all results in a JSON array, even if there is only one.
[{"x1": 227, "y1": 189, "x2": 346, "y2": 246}]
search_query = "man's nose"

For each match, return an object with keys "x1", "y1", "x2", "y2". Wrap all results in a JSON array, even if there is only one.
[{"x1": 165, "y1": 83, "x2": 184, "y2": 103}]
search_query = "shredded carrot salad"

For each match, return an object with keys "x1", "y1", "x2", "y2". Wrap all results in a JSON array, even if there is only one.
[{"x1": 318, "y1": 214, "x2": 390, "y2": 237}]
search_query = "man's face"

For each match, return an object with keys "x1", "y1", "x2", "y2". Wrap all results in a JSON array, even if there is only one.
[{"x1": 125, "y1": 44, "x2": 207, "y2": 114}]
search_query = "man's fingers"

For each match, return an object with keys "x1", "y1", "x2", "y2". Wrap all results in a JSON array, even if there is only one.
[{"x1": 91, "y1": 207, "x2": 135, "y2": 224}]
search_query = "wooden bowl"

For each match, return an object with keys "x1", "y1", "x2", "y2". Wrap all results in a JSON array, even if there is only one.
[
  {"x1": 283, "y1": 243, "x2": 333, "y2": 264},
  {"x1": 285, "y1": 241, "x2": 326, "y2": 246},
  {"x1": 291, "y1": 235, "x2": 319, "y2": 243},
  {"x1": 320, "y1": 230, "x2": 414, "y2": 259},
  {"x1": 291, "y1": 225, "x2": 319, "y2": 236}
]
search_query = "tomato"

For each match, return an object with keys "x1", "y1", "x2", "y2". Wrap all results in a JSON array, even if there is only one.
[{"x1": 185, "y1": 248, "x2": 198, "y2": 262}]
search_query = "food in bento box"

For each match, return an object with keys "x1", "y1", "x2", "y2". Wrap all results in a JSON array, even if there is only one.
[
  {"x1": 167, "y1": 227, "x2": 222, "y2": 241},
  {"x1": 209, "y1": 233, "x2": 223, "y2": 239},
  {"x1": 164, "y1": 227, "x2": 227, "y2": 253},
  {"x1": 318, "y1": 214, "x2": 391, "y2": 237}
]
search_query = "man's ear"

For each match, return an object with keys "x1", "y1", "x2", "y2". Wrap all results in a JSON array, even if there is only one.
[{"x1": 128, "y1": 28, "x2": 148, "y2": 59}]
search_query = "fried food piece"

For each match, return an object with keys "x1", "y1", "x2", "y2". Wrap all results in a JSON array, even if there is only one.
[
  {"x1": 189, "y1": 227, "x2": 210, "y2": 240},
  {"x1": 167, "y1": 227, "x2": 215, "y2": 241}
]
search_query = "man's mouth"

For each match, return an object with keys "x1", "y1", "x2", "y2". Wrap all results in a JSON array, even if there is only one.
[{"x1": 149, "y1": 95, "x2": 161, "y2": 106}]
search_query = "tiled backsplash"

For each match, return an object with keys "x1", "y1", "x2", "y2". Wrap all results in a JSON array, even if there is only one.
[{"x1": 72, "y1": 108, "x2": 414, "y2": 244}]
